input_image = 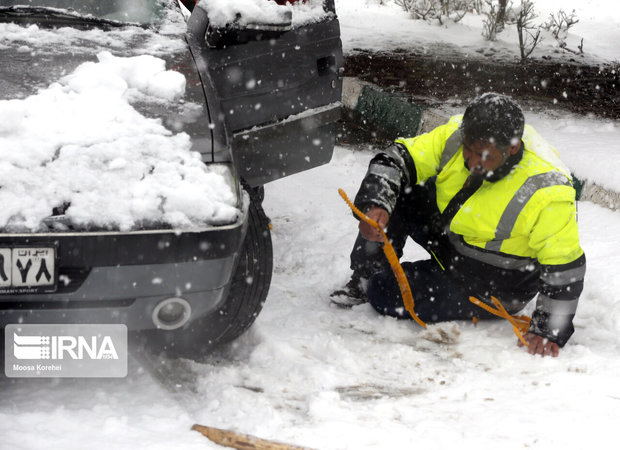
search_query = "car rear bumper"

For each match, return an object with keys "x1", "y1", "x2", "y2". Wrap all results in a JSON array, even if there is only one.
[
  {"x1": 0, "y1": 259, "x2": 233, "y2": 330},
  {"x1": 0, "y1": 198, "x2": 249, "y2": 331}
]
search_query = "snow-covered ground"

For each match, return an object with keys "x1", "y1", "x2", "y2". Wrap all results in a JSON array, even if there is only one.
[
  {"x1": 338, "y1": 0, "x2": 620, "y2": 64},
  {"x1": 2, "y1": 1, "x2": 620, "y2": 449},
  {"x1": 2, "y1": 139, "x2": 619, "y2": 449}
]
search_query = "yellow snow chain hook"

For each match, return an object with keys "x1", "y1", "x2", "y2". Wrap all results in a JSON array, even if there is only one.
[
  {"x1": 468, "y1": 295, "x2": 531, "y2": 346},
  {"x1": 338, "y1": 188, "x2": 426, "y2": 328}
]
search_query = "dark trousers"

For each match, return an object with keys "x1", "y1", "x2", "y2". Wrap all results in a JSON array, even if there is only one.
[{"x1": 350, "y1": 181, "x2": 496, "y2": 322}]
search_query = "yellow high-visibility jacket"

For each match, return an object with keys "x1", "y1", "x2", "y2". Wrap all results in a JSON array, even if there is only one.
[{"x1": 358, "y1": 115, "x2": 585, "y2": 346}]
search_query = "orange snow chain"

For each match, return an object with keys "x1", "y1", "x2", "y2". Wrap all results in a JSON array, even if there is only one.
[
  {"x1": 469, "y1": 295, "x2": 531, "y2": 346},
  {"x1": 338, "y1": 189, "x2": 426, "y2": 328}
]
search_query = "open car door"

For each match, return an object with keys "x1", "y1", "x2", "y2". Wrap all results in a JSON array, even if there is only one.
[{"x1": 185, "y1": 0, "x2": 343, "y2": 186}]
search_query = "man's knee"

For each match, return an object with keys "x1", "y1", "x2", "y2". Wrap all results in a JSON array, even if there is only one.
[{"x1": 367, "y1": 271, "x2": 409, "y2": 318}]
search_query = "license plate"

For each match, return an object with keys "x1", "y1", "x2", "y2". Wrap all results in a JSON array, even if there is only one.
[{"x1": 0, "y1": 247, "x2": 57, "y2": 294}]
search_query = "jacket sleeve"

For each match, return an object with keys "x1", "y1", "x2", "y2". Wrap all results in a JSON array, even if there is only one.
[
  {"x1": 353, "y1": 142, "x2": 416, "y2": 215},
  {"x1": 528, "y1": 200, "x2": 586, "y2": 347}
]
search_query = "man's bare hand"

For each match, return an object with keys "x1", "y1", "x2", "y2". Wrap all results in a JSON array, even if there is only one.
[
  {"x1": 359, "y1": 206, "x2": 390, "y2": 242},
  {"x1": 518, "y1": 332, "x2": 560, "y2": 357}
]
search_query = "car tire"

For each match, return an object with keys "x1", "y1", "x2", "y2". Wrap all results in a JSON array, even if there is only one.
[
  {"x1": 209, "y1": 183, "x2": 273, "y2": 346},
  {"x1": 138, "y1": 185, "x2": 272, "y2": 359}
]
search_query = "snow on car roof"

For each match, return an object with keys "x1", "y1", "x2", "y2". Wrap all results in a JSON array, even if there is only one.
[
  {"x1": 0, "y1": 51, "x2": 239, "y2": 232},
  {"x1": 199, "y1": 0, "x2": 330, "y2": 28}
]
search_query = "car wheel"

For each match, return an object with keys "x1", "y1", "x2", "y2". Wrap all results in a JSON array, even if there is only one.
[
  {"x1": 138, "y1": 185, "x2": 272, "y2": 359},
  {"x1": 209, "y1": 183, "x2": 272, "y2": 346}
]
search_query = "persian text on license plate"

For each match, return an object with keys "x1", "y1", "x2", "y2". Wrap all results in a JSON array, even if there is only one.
[{"x1": 0, "y1": 247, "x2": 56, "y2": 293}]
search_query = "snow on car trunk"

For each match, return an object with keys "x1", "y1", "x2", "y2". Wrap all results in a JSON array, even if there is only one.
[{"x1": 0, "y1": 51, "x2": 239, "y2": 232}]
